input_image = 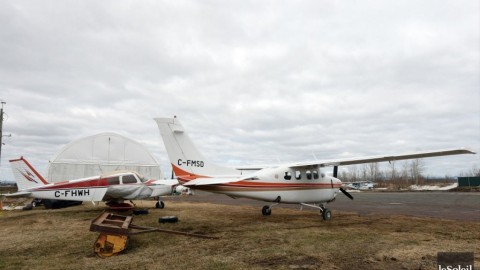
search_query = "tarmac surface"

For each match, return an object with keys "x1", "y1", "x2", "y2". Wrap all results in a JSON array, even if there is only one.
[{"x1": 164, "y1": 190, "x2": 480, "y2": 222}]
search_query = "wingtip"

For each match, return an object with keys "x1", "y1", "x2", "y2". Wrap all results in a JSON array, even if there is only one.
[{"x1": 460, "y1": 147, "x2": 476, "y2": 154}]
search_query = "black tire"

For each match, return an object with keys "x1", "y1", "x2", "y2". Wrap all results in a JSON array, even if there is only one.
[
  {"x1": 155, "y1": 201, "x2": 165, "y2": 209},
  {"x1": 261, "y1": 205, "x2": 271, "y2": 216},
  {"x1": 159, "y1": 216, "x2": 178, "y2": 223},
  {"x1": 31, "y1": 201, "x2": 37, "y2": 208},
  {"x1": 133, "y1": 209, "x2": 149, "y2": 215},
  {"x1": 322, "y1": 208, "x2": 332, "y2": 221}
]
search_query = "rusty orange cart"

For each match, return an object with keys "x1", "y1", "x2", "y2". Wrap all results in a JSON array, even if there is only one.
[{"x1": 90, "y1": 212, "x2": 217, "y2": 258}]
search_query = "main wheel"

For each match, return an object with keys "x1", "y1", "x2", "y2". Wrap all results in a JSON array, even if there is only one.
[
  {"x1": 155, "y1": 201, "x2": 165, "y2": 209},
  {"x1": 261, "y1": 205, "x2": 271, "y2": 216},
  {"x1": 321, "y1": 208, "x2": 332, "y2": 221}
]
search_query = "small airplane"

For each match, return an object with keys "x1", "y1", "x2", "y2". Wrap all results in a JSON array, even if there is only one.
[
  {"x1": 154, "y1": 116, "x2": 475, "y2": 220},
  {"x1": 346, "y1": 181, "x2": 375, "y2": 190},
  {"x1": 4, "y1": 157, "x2": 178, "y2": 209}
]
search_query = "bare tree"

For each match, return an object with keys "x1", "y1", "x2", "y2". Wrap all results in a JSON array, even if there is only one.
[
  {"x1": 388, "y1": 161, "x2": 397, "y2": 181},
  {"x1": 366, "y1": 162, "x2": 380, "y2": 182},
  {"x1": 400, "y1": 161, "x2": 411, "y2": 185},
  {"x1": 388, "y1": 160, "x2": 402, "y2": 189},
  {"x1": 410, "y1": 159, "x2": 425, "y2": 185},
  {"x1": 469, "y1": 165, "x2": 480, "y2": 176},
  {"x1": 349, "y1": 166, "x2": 359, "y2": 182},
  {"x1": 361, "y1": 164, "x2": 368, "y2": 181}
]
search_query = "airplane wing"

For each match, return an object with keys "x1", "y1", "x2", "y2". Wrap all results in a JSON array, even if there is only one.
[
  {"x1": 147, "y1": 179, "x2": 180, "y2": 197},
  {"x1": 289, "y1": 148, "x2": 476, "y2": 168},
  {"x1": 2, "y1": 191, "x2": 32, "y2": 197}
]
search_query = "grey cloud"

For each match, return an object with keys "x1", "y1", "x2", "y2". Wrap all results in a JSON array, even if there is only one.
[{"x1": 0, "y1": 0, "x2": 478, "y2": 180}]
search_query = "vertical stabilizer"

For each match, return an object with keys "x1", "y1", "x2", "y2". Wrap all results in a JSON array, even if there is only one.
[
  {"x1": 154, "y1": 117, "x2": 239, "y2": 177},
  {"x1": 9, "y1": 157, "x2": 49, "y2": 190}
]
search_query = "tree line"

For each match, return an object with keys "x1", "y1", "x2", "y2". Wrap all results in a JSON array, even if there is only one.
[{"x1": 338, "y1": 160, "x2": 480, "y2": 189}]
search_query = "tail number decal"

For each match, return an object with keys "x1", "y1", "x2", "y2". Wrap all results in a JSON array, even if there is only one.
[
  {"x1": 177, "y1": 159, "x2": 204, "y2": 167},
  {"x1": 54, "y1": 189, "x2": 90, "y2": 198}
]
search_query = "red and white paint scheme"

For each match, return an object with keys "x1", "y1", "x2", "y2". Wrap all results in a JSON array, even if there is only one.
[
  {"x1": 154, "y1": 116, "x2": 475, "y2": 220},
  {"x1": 5, "y1": 157, "x2": 178, "y2": 208}
]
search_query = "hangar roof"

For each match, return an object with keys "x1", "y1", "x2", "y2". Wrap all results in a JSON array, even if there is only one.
[{"x1": 47, "y1": 133, "x2": 163, "y2": 182}]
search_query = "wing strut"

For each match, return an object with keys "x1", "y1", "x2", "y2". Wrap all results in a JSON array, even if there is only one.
[{"x1": 333, "y1": 166, "x2": 338, "y2": 178}]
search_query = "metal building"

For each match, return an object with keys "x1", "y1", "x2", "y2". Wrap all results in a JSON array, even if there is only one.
[
  {"x1": 47, "y1": 132, "x2": 163, "y2": 182},
  {"x1": 457, "y1": 177, "x2": 480, "y2": 187}
]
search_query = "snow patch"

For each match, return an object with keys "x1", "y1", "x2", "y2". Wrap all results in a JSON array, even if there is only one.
[{"x1": 409, "y1": 183, "x2": 458, "y2": 191}]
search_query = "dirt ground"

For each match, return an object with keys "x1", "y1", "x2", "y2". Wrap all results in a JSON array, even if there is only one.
[{"x1": 0, "y1": 200, "x2": 479, "y2": 270}]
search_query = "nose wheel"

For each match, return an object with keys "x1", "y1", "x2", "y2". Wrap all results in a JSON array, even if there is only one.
[{"x1": 261, "y1": 205, "x2": 272, "y2": 216}]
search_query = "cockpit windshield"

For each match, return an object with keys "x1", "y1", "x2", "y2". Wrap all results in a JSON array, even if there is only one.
[{"x1": 135, "y1": 173, "x2": 148, "y2": 183}]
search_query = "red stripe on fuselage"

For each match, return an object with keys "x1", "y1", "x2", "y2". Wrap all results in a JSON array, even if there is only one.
[
  {"x1": 36, "y1": 177, "x2": 111, "y2": 190},
  {"x1": 226, "y1": 181, "x2": 342, "y2": 188},
  {"x1": 192, "y1": 183, "x2": 342, "y2": 192},
  {"x1": 171, "y1": 163, "x2": 210, "y2": 182}
]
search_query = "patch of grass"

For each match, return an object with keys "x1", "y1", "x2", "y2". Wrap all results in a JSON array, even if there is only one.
[{"x1": 0, "y1": 201, "x2": 479, "y2": 270}]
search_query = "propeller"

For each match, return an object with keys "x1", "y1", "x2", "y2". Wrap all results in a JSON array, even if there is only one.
[
  {"x1": 333, "y1": 165, "x2": 354, "y2": 200},
  {"x1": 339, "y1": 187, "x2": 354, "y2": 200}
]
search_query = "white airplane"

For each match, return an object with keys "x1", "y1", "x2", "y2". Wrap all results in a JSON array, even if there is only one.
[
  {"x1": 154, "y1": 116, "x2": 475, "y2": 220},
  {"x1": 346, "y1": 181, "x2": 375, "y2": 190},
  {"x1": 4, "y1": 157, "x2": 178, "y2": 209}
]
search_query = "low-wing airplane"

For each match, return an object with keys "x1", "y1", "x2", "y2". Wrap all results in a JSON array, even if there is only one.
[
  {"x1": 154, "y1": 116, "x2": 475, "y2": 220},
  {"x1": 4, "y1": 157, "x2": 178, "y2": 209}
]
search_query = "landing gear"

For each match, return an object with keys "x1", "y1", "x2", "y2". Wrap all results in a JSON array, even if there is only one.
[
  {"x1": 261, "y1": 205, "x2": 272, "y2": 216},
  {"x1": 155, "y1": 201, "x2": 165, "y2": 209},
  {"x1": 300, "y1": 203, "x2": 333, "y2": 221},
  {"x1": 321, "y1": 207, "x2": 332, "y2": 221},
  {"x1": 261, "y1": 196, "x2": 281, "y2": 216}
]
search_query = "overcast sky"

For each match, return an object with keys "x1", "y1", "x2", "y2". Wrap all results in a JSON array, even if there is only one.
[{"x1": 0, "y1": 0, "x2": 478, "y2": 182}]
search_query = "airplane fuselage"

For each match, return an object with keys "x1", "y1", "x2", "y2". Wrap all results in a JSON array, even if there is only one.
[
  {"x1": 177, "y1": 165, "x2": 342, "y2": 204},
  {"x1": 10, "y1": 171, "x2": 173, "y2": 202}
]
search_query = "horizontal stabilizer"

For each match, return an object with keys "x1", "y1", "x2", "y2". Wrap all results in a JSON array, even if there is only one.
[
  {"x1": 2, "y1": 191, "x2": 32, "y2": 197},
  {"x1": 183, "y1": 177, "x2": 245, "y2": 186}
]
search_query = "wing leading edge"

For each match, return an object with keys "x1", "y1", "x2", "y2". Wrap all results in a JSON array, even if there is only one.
[
  {"x1": 2, "y1": 191, "x2": 32, "y2": 197},
  {"x1": 290, "y1": 148, "x2": 475, "y2": 168}
]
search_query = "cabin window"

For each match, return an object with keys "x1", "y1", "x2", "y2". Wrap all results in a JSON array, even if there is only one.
[
  {"x1": 313, "y1": 170, "x2": 319, "y2": 179},
  {"x1": 106, "y1": 176, "x2": 120, "y2": 185},
  {"x1": 122, "y1": 174, "x2": 137, "y2": 184},
  {"x1": 306, "y1": 170, "x2": 312, "y2": 180},
  {"x1": 295, "y1": 171, "x2": 301, "y2": 180},
  {"x1": 284, "y1": 172, "x2": 292, "y2": 180}
]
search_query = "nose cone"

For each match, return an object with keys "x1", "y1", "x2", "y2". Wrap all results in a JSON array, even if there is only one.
[{"x1": 332, "y1": 177, "x2": 342, "y2": 186}]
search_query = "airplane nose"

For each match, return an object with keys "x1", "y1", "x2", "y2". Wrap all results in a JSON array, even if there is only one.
[{"x1": 332, "y1": 177, "x2": 342, "y2": 185}]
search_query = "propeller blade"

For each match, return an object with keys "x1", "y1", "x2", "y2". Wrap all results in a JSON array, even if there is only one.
[{"x1": 339, "y1": 187, "x2": 354, "y2": 200}]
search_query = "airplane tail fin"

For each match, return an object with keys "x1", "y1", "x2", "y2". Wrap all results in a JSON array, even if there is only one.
[
  {"x1": 9, "y1": 157, "x2": 49, "y2": 190},
  {"x1": 154, "y1": 117, "x2": 238, "y2": 178}
]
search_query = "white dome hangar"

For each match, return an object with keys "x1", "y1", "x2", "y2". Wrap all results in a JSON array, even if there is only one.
[{"x1": 47, "y1": 132, "x2": 163, "y2": 182}]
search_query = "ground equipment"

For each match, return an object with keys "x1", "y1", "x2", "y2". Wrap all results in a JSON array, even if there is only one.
[{"x1": 90, "y1": 212, "x2": 217, "y2": 258}]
